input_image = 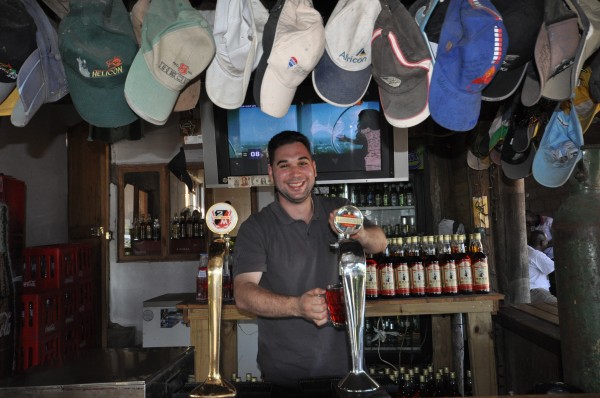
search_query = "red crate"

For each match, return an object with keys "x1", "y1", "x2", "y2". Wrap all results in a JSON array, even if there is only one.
[
  {"x1": 77, "y1": 280, "x2": 93, "y2": 315},
  {"x1": 60, "y1": 287, "x2": 77, "y2": 326},
  {"x1": 21, "y1": 292, "x2": 61, "y2": 341},
  {"x1": 77, "y1": 312, "x2": 96, "y2": 350},
  {"x1": 73, "y1": 242, "x2": 92, "y2": 281},
  {"x1": 19, "y1": 332, "x2": 60, "y2": 372},
  {"x1": 22, "y1": 245, "x2": 77, "y2": 292}
]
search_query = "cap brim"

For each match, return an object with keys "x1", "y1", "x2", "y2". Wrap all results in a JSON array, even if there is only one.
[
  {"x1": 173, "y1": 80, "x2": 201, "y2": 112},
  {"x1": 502, "y1": 142, "x2": 536, "y2": 179},
  {"x1": 467, "y1": 150, "x2": 491, "y2": 170},
  {"x1": 206, "y1": 44, "x2": 256, "y2": 110},
  {"x1": 482, "y1": 63, "x2": 528, "y2": 102},
  {"x1": 312, "y1": 50, "x2": 372, "y2": 107},
  {"x1": 521, "y1": 63, "x2": 542, "y2": 107},
  {"x1": 259, "y1": 66, "x2": 296, "y2": 118},
  {"x1": 124, "y1": 51, "x2": 180, "y2": 126},
  {"x1": 11, "y1": 49, "x2": 45, "y2": 127}
]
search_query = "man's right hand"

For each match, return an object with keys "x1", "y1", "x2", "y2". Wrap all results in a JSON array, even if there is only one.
[{"x1": 299, "y1": 288, "x2": 328, "y2": 326}]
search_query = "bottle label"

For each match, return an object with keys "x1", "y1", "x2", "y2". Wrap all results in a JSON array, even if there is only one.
[
  {"x1": 366, "y1": 262, "x2": 378, "y2": 297},
  {"x1": 425, "y1": 262, "x2": 442, "y2": 294},
  {"x1": 473, "y1": 259, "x2": 490, "y2": 292},
  {"x1": 378, "y1": 263, "x2": 395, "y2": 296},
  {"x1": 457, "y1": 259, "x2": 473, "y2": 292},
  {"x1": 410, "y1": 263, "x2": 426, "y2": 294},
  {"x1": 442, "y1": 260, "x2": 458, "y2": 294},
  {"x1": 394, "y1": 262, "x2": 410, "y2": 296},
  {"x1": 197, "y1": 269, "x2": 207, "y2": 278}
]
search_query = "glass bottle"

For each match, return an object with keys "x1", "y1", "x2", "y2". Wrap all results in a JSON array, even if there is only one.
[
  {"x1": 455, "y1": 234, "x2": 473, "y2": 294},
  {"x1": 196, "y1": 253, "x2": 209, "y2": 302},
  {"x1": 469, "y1": 232, "x2": 490, "y2": 294},
  {"x1": 433, "y1": 372, "x2": 445, "y2": 397},
  {"x1": 366, "y1": 254, "x2": 379, "y2": 300},
  {"x1": 464, "y1": 369, "x2": 473, "y2": 396},
  {"x1": 440, "y1": 234, "x2": 458, "y2": 295},
  {"x1": 424, "y1": 236, "x2": 442, "y2": 297},
  {"x1": 374, "y1": 183, "x2": 383, "y2": 207},
  {"x1": 192, "y1": 209, "x2": 201, "y2": 238},
  {"x1": 398, "y1": 183, "x2": 406, "y2": 206},
  {"x1": 144, "y1": 214, "x2": 153, "y2": 240},
  {"x1": 399, "y1": 373, "x2": 415, "y2": 398},
  {"x1": 408, "y1": 237, "x2": 426, "y2": 297},
  {"x1": 138, "y1": 215, "x2": 147, "y2": 240},
  {"x1": 393, "y1": 237, "x2": 410, "y2": 298},
  {"x1": 152, "y1": 218, "x2": 160, "y2": 241},
  {"x1": 377, "y1": 245, "x2": 395, "y2": 299},
  {"x1": 179, "y1": 213, "x2": 187, "y2": 239},
  {"x1": 382, "y1": 183, "x2": 390, "y2": 206},
  {"x1": 446, "y1": 371, "x2": 461, "y2": 397},
  {"x1": 405, "y1": 182, "x2": 414, "y2": 206},
  {"x1": 171, "y1": 215, "x2": 181, "y2": 239},
  {"x1": 390, "y1": 183, "x2": 399, "y2": 207}
]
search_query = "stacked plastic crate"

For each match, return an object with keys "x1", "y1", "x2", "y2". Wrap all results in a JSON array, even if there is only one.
[{"x1": 19, "y1": 242, "x2": 94, "y2": 371}]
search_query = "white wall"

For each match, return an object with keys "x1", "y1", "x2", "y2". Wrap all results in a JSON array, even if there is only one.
[{"x1": 0, "y1": 104, "x2": 81, "y2": 247}]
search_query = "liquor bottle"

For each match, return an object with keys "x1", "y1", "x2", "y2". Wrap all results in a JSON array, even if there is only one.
[
  {"x1": 464, "y1": 369, "x2": 473, "y2": 396},
  {"x1": 196, "y1": 253, "x2": 209, "y2": 301},
  {"x1": 398, "y1": 183, "x2": 406, "y2": 206},
  {"x1": 393, "y1": 237, "x2": 411, "y2": 298},
  {"x1": 349, "y1": 184, "x2": 359, "y2": 205},
  {"x1": 185, "y1": 212, "x2": 194, "y2": 238},
  {"x1": 179, "y1": 213, "x2": 187, "y2": 239},
  {"x1": 456, "y1": 234, "x2": 473, "y2": 294},
  {"x1": 366, "y1": 254, "x2": 379, "y2": 300},
  {"x1": 145, "y1": 214, "x2": 153, "y2": 240},
  {"x1": 390, "y1": 183, "x2": 399, "y2": 206},
  {"x1": 405, "y1": 182, "x2": 414, "y2": 206},
  {"x1": 408, "y1": 237, "x2": 426, "y2": 297},
  {"x1": 152, "y1": 218, "x2": 160, "y2": 241},
  {"x1": 359, "y1": 184, "x2": 368, "y2": 207},
  {"x1": 414, "y1": 374, "x2": 427, "y2": 398},
  {"x1": 377, "y1": 246, "x2": 395, "y2": 299},
  {"x1": 374, "y1": 183, "x2": 383, "y2": 207},
  {"x1": 469, "y1": 232, "x2": 490, "y2": 294},
  {"x1": 399, "y1": 373, "x2": 415, "y2": 398},
  {"x1": 367, "y1": 184, "x2": 375, "y2": 206},
  {"x1": 424, "y1": 236, "x2": 442, "y2": 296},
  {"x1": 192, "y1": 210, "x2": 201, "y2": 238},
  {"x1": 440, "y1": 235, "x2": 458, "y2": 295},
  {"x1": 433, "y1": 372, "x2": 445, "y2": 397},
  {"x1": 171, "y1": 215, "x2": 181, "y2": 240},
  {"x1": 383, "y1": 183, "x2": 390, "y2": 206},
  {"x1": 131, "y1": 217, "x2": 140, "y2": 241},
  {"x1": 446, "y1": 371, "x2": 461, "y2": 397},
  {"x1": 138, "y1": 215, "x2": 147, "y2": 240}
]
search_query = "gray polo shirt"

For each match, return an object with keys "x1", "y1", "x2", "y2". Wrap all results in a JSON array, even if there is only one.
[{"x1": 233, "y1": 194, "x2": 351, "y2": 386}]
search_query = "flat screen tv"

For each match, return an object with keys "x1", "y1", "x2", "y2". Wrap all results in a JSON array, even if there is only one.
[{"x1": 201, "y1": 82, "x2": 408, "y2": 188}]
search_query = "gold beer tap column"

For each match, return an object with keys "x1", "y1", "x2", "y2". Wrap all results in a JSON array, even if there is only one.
[{"x1": 191, "y1": 203, "x2": 238, "y2": 398}]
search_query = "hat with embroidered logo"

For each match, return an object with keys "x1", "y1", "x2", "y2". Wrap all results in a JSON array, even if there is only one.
[
  {"x1": 565, "y1": 0, "x2": 600, "y2": 94},
  {"x1": 125, "y1": 0, "x2": 215, "y2": 125},
  {"x1": 206, "y1": 0, "x2": 258, "y2": 110},
  {"x1": 482, "y1": 0, "x2": 544, "y2": 102},
  {"x1": 312, "y1": 0, "x2": 381, "y2": 107},
  {"x1": 131, "y1": 0, "x2": 202, "y2": 113},
  {"x1": 59, "y1": 0, "x2": 138, "y2": 128},
  {"x1": 521, "y1": 1, "x2": 580, "y2": 107},
  {"x1": 0, "y1": 0, "x2": 37, "y2": 103},
  {"x1": 371, "y1": 0, "x2": 433, "y2": 128},
  {"x1": 10, "y1": 0, "x2": 69, "y2": 127},
  {"x1": 429, "y1": 0, "x2": 507, "y2": 132},
  {"x1": 253, "y1": 0, "x2": 325, "y2": 118},
  {"x1": 532, "y1": 100, "x2": 584, "y2": 188}
]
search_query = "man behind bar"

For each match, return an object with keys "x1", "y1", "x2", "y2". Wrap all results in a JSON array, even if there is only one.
[{"x1": 233, "y1": 130, "x2": 387, "y2": 392}]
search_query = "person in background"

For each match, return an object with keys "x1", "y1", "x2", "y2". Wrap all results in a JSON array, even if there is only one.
[
  {"x1": 233, "y1": 130, "x2": 387, "y2": 393},
  {"x1": 526, "y1": 211, "x2": 554, "y2": 259},
  {"x1": 527, "y1": 230, "x2": 557, "y2": 304},
  {"x1": 336, "y1": 109, "x2": 382, "y2": 171}
]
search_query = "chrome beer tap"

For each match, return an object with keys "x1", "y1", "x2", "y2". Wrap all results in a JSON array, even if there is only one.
[{"x1": 333, "y1": 205, "x2": 380, "y2": 393}]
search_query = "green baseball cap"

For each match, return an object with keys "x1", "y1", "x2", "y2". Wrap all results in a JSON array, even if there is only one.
[
  {"x1": 124, "y1": 0, "x2": 215, "y2": 126},
  {"x1": 58, "y1": 0, "x2": 138, "y2": 128}
]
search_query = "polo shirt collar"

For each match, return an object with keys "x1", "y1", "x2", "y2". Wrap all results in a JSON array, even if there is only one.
[{"x1": 272, "y1": 193, "x2": 323, "y2": 224}]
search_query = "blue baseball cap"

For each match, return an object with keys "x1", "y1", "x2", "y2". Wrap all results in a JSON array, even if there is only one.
[
  {"x1": 429, "y1": 0, "x2": 507, "y2": 132},
  {"x1": 532, "y1": 100, "x2": 584, "y2": 188}
]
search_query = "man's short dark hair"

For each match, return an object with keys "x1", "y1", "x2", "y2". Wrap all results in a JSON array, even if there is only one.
[
  {"x1": 358, "y1": 109, "x2": 380, "y2": 130},
  {"x1": 528, "y1": 230, "x2": 547, "y2": 248},
  {"x1": 267, "y1": 131, "x2": 311, "y2": 166}
]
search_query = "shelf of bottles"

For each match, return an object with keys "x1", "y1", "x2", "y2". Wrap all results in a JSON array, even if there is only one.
[
  {"x1": 169, "y1": 207, "x2": 207, "y2": 255},
  {"x1": 314, "y1": 182, "x2": 417, "y2": 238},
  {"x1": 128, "y1": 214, "x2": 162, "y2": 255}
]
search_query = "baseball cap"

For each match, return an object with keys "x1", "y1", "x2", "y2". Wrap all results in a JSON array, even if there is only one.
[
  {"x1": 532, "y1": 100, "x2": 584, "y2": 188},
  {"x1": 371, "y1": 0, "x2": 433, "y2": 128},
  {"x1": 11, "y1": 0, "x2": 69, "y2": 127},
  {"x1": 312, "y1": 0, "x2": 381, "y2": 107},
  {"x1": 131, "y1": 0, "x2": 202, "y2": 112},
  {"x1": 501, "y1": 126, "x2": 537, "y2": 180},
  {"x1": 482, "y1": 0, "x2": 544, "y2": 102},
  {"x1": 429, "y1": 0, "x2": 507, "y2": 132},
  {"x1": 249, "y1": 0, "x2": 269, "y2": 71},
  {"x1": 253, "y1": 0, "x2": 325, "y2": 118},
  {"x1": 0, "y1": 0, "x2": 37, "y2": 103},
  {"x1": 124, "y1": 0, "x2": 215, "y2": 126},
  {"x1": 467, "y1": 150, "x2": 491, "y2": 170},
  {"x1": 521, "y1": 1, "x2": 580, "y2": 107},
  {"x1": 206, "y1": 0, "x2": 258, "y2": 110},
  {"x1": 59, "y1": 0, "x2": 139, "y2": 128},
  {"x1": 0, "y1": 88, "x2": 19, "y2": 116},
  {"x1": 569, "y1": 0, "x2": 600, "y2": 92},
  {"x1": 573, "y1": 67, "x2": 600, "y2": 134}
]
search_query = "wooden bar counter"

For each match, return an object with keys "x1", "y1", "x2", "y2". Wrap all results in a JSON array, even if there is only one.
[{"x1": 178, "y1": 293, "x2": 504, "y2": 396}]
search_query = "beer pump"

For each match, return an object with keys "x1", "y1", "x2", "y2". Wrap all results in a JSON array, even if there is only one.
[
  {"x1": 190, "y1": 203, "x2": 238, "y2": 398},
  {"x1": 332, "y1": 205, "x2": 380, "y2": 393}
]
